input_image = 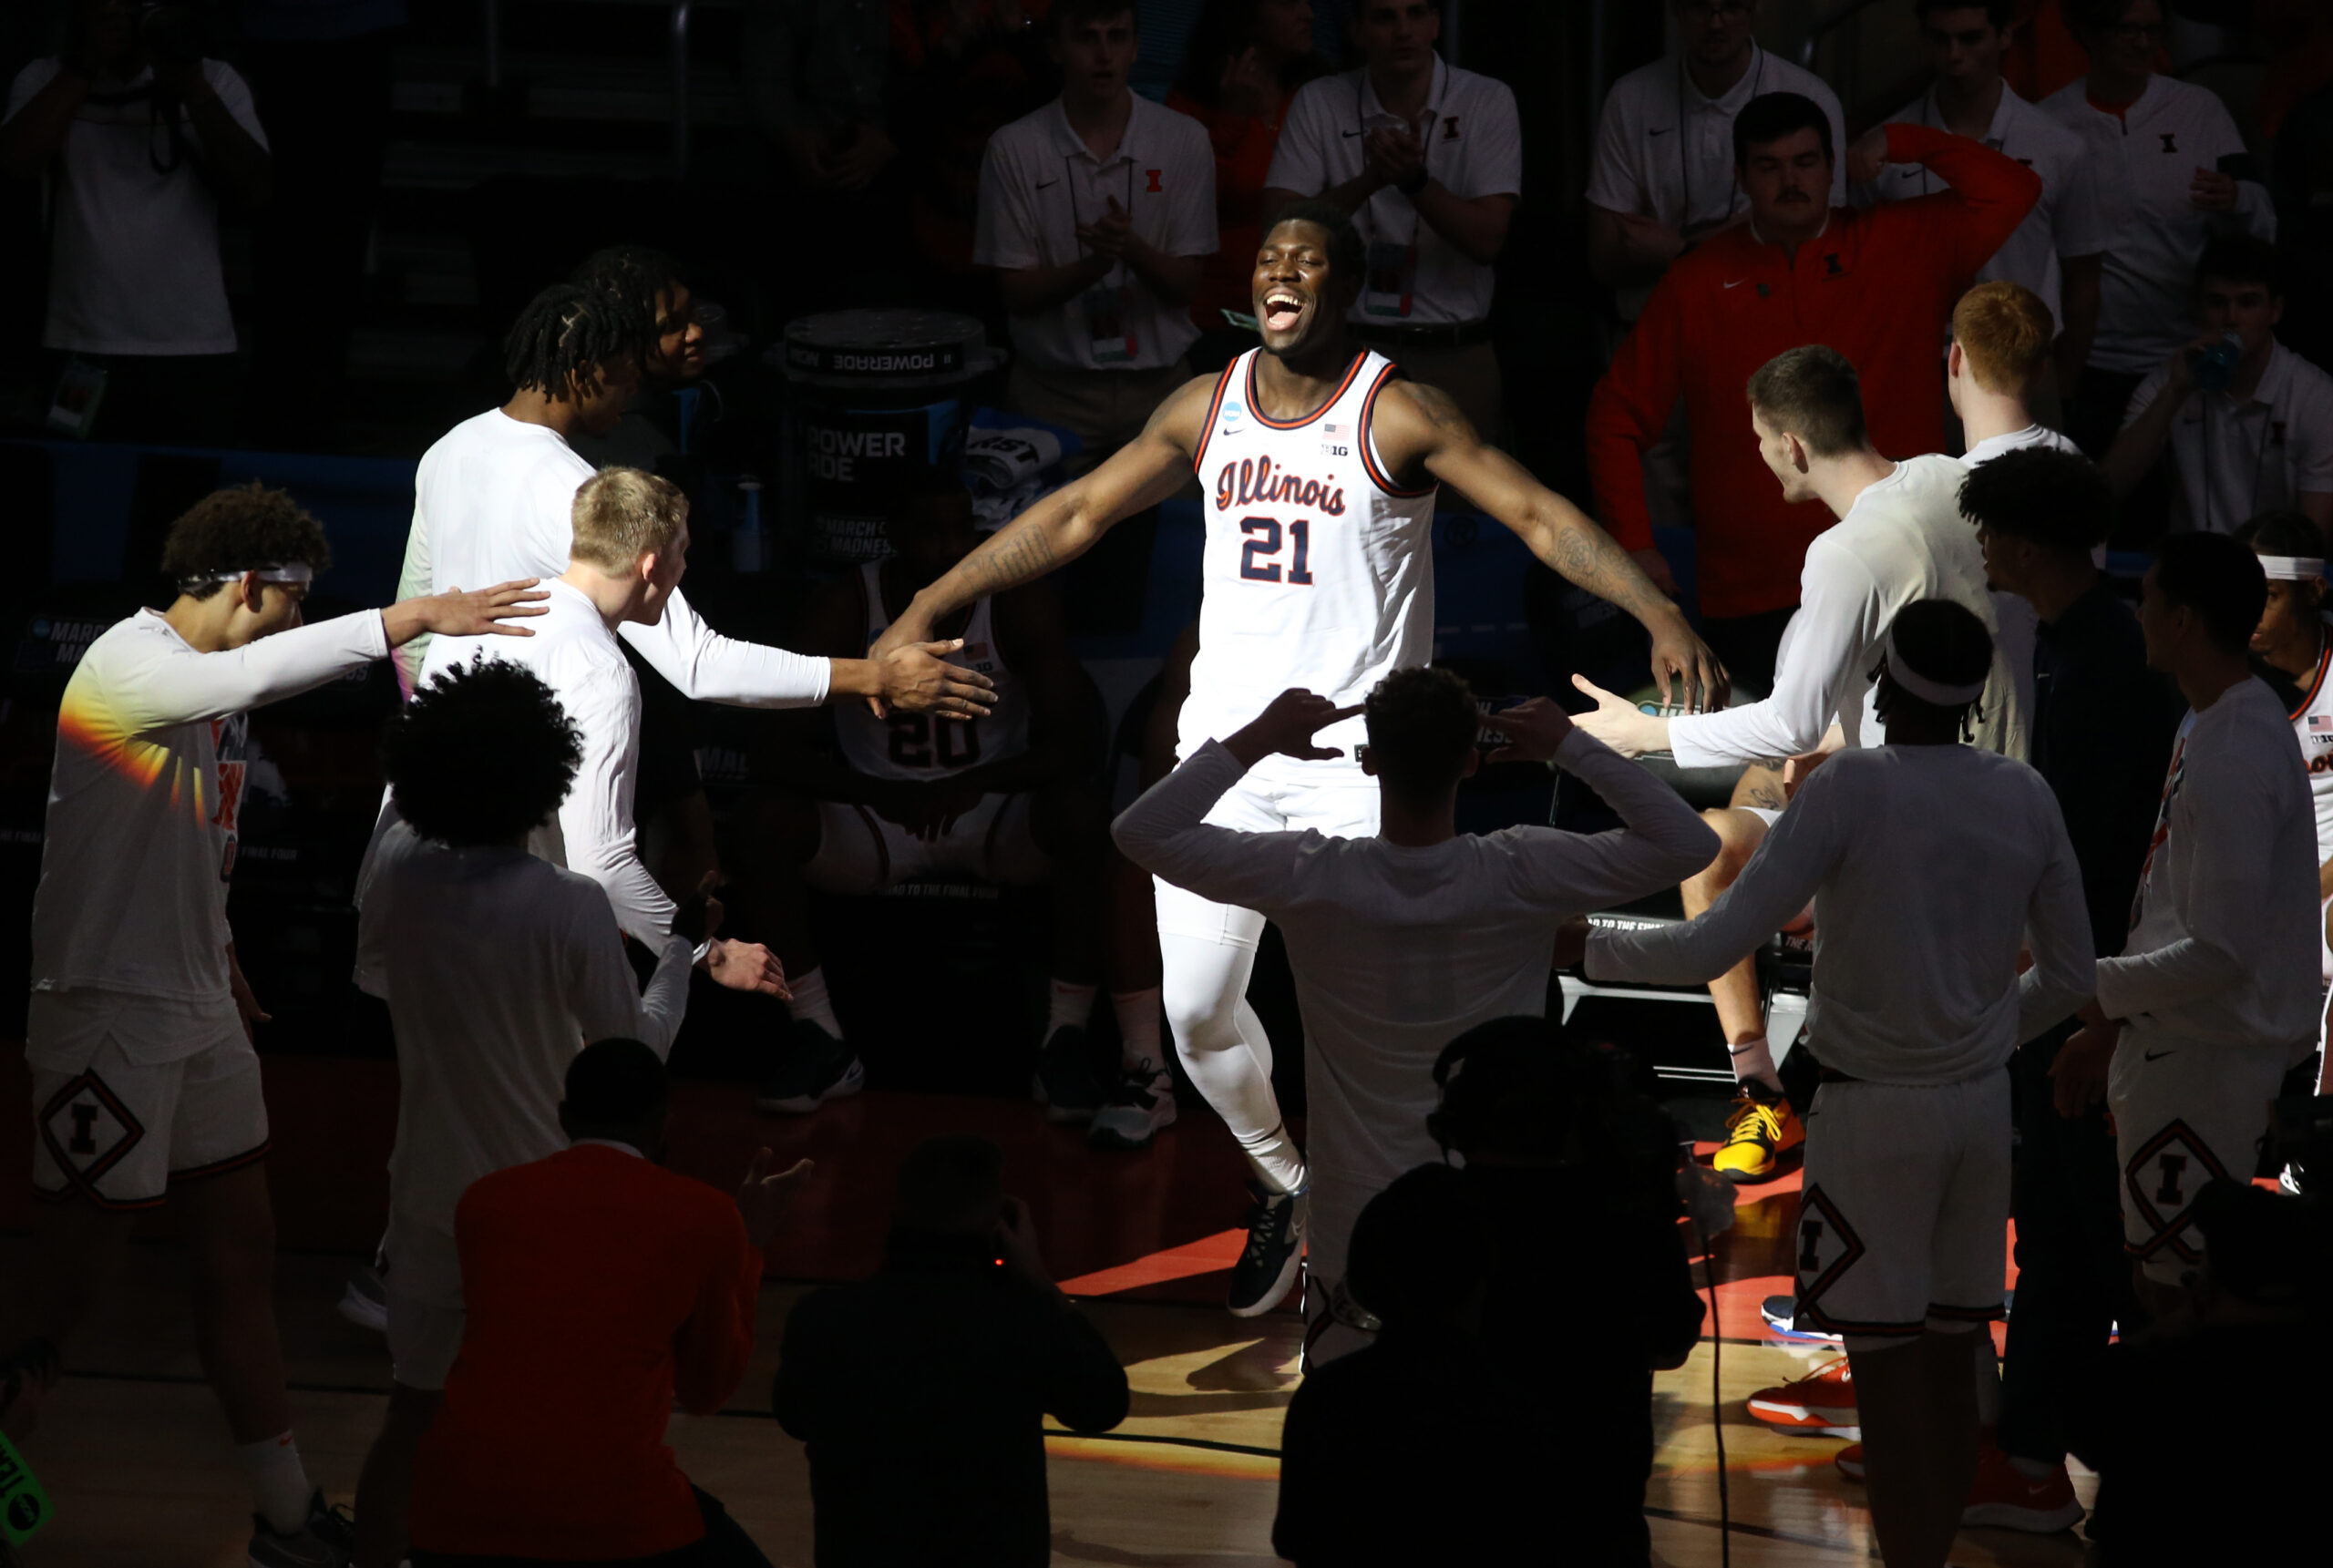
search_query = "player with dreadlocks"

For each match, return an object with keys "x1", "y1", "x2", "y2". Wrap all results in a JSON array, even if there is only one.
[
  {"x1": 565, "y1": 246, "x2": 706, "y2": 471},
  {"x1": 393, "y1": 280, "x2": 991, "y2": 725}
]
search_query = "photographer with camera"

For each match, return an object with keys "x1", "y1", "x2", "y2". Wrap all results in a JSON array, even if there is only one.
[{"x1": 1, "y1": 0, "x2": 272, "y2": 445}]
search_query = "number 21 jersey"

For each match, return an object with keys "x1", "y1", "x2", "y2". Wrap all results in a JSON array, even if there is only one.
[{"x1": 1180, "y1": 348, "x2": 1439, "y2": 767}]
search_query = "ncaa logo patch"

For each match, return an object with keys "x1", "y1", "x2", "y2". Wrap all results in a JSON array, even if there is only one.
[{"x1": 37, "y1": 1072, "x2": 144, "y2": 1194}]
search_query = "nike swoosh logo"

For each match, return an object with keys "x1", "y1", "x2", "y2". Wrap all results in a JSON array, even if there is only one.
[
  {"x1": 1035, "y1": 179, "x2": 1059, "y2": 189},
  {"x1": 1723, "y1": 279, "x2": 1749, "y2": 289},
  {"x1": 1649, "y1": 127, "x2": 1673, "y2": 138},
  {"x1": 2143, "y1": 1049, "x2": 2178, "y2": 1061},
  {"x1": 1341, "y1": 129, "x2": 1365, "y2": 138}
]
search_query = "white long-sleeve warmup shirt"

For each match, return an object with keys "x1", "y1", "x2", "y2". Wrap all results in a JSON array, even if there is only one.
[
  {"x1": 2098, "y1": 677, "x2": 2319, "y2": 1049},
  {"x1": 1587, "y1": 744, "x2": 2094, "y2": 1084},
  {"x1": 1114, "y1": 731, "x2": 1719, "y2": 1194}
]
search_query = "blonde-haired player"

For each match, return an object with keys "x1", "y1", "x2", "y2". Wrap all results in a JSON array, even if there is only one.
[{"x1": 1950, "y1": 280, "x2": 2088, "y2": 718}]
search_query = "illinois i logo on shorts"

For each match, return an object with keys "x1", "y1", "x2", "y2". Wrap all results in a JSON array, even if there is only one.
[
  {"x1": 2123, "y1": 1119, "x2": 2229, "y2": 1266},
  {"x1": 37, "y1": 1073, "x2": 144, "y2": 1195},
  {"x1": 1792, "y1": 1183, "x2": 1867, "y2": 1311}
]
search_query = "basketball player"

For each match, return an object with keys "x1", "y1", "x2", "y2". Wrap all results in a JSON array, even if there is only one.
[
  {"x1": 1949, "y1": 280, "x2": 2086, "y2": 721},
  {"x1": 396, "y1": 280, "x2": 990, "y2": 719},
  {"x1": 1566, "y1": 600, "x2": 2094, "y2": 1568},
  {"x1": 2235, "y1": 512, "x2": 2333, "y2": 1094},
  {"x1": 1114, "y1": 672, "x2": 1717, "y2": 1362},
  {"x1": 352, "y1": 661, "x2": 694, "y2": 1568},
  {"x1": 2050, "y1": 534, "x2": 2319, "y2": 1320},
  {"x1": 1572, "y1": 344, "x2": 2020, "y2": 1183},
  {"x1": 869, "y1": 199, "x2": 1724, "y2": 1314},
  {"x1": 740, "y1": 476, "x2": 1166, "y2": 1134},
  {"x1": 389, "y1": 469, "x2": 787, "y2": 999},
  {"x1": 7, "y1": 484, "x2": 542, "y2": 1566}
]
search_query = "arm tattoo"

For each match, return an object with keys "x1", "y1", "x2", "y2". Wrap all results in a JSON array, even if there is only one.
[
  {"x1": 1738, "y1": 764, "x2": 1788, "y2": 812},
  {"x1": 1535, "y1": 510, "x2": 1667, "y2": 621},
  {"x1": 949, "y1": 520, "x2": 1062, "y2": 604}
]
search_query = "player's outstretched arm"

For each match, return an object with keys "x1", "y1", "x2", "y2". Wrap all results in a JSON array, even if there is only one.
[
  {"x1": 868, "y1": 377, "x2": 1218, "y2": 671},
  {"x1": 379, "y1": 580, "x2": 549, "y2": 647},
  {"x1": 1374, "y1": 381, "x2": 1729, "y2": 712}
]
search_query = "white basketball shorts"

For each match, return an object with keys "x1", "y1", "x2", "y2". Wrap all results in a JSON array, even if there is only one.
[
  {"x1": 28, "y1": 990, "x2": 267, "y2": 1211},
  {"x1": 1794, "y1": 1070, "x2": 2010, "y2": 1348},
  {"x1": 381, "y1": 1220, "x2": 467, "y2": 1391},
  {"x1": 2108, "y1": 1026, "x2": 2289, "y2": 1286}
]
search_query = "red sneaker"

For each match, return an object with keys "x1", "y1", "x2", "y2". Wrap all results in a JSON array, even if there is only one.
[
  {"x1": 1960, "y1": 1442, "x2": 2085, "y2": 1532},
  {"x1": 1746, "y1": 1358, "x2": 1858, "y2": 1438},
  {"x1": 1835, "y1": 1442, "x2": 1865, "y2": 1482}
]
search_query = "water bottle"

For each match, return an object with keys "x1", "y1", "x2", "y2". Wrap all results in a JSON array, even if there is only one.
[
  {"x1": 2194, "y1": 329, "x2": 2243, "y2": 394},
  {"x1": 732, "y1": 477, "x2": 766, "y2": 574}
]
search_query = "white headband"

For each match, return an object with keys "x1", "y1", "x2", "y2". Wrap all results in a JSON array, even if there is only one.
[
  {"x1": 1883, "y1": 626, "x2": 1987, "y2": 707},
  {"x1": 181, "y1": 563, "x2": 315, "y2": 589},
  {"x1": 2257, "y1": 555, "x2": 2325, "y2": 582}
]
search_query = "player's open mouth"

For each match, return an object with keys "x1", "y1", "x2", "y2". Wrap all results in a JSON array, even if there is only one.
[{"x1": 1262, "y1": 292, "x2": 1306, "y2": 333}]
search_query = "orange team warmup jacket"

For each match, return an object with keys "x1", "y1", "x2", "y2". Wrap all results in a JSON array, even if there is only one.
[
  {"x1": 408, "y1": 1143, "x2": 763, "y2": 1561},
  {"x1": 1587, "y1": 122, "x2": 2041, "y2": 622}
]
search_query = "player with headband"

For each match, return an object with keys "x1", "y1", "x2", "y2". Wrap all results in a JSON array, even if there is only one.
[
  {"x1": 2235, "y1": 511, "x2": 2333, "y2": 1095},
  {"x1": 5, "y1": 483, "x2": 543, "y2": 1565},
  {"x1": 1572, "y1": 343, "x2": 2021, "y2": 1183},
  {"x1": 1563, "y1": 598, "x2": 2093, "y2": 1568}
]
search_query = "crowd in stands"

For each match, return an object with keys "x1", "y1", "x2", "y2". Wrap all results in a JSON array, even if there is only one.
[{"x1": 2, "y1": 1, "x2": 2333, "y2": 1566}]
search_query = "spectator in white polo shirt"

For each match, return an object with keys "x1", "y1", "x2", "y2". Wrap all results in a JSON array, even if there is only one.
[
  {"x1": 1259, "y1": 0, "x2": 1519, "y2": 438},
  {"x1": 1862, "y1": 2, "x2": 2105, "y2": 417},
  {"x1": 1585, "y1": 0, "x2": 1845, "y2": 325},
  {"x1": 2041, "y1": 0, "x2": 2275, "y2": 462},
  {"x1": 2105, "y1": 236, "x2": 2333, "y2": 536},
  {"x1": 974, "y1": 0, "x2": 1218, "y2": 470},
  {"x1": 1, "y1": 0, "x2": 272, "y2": 446}
]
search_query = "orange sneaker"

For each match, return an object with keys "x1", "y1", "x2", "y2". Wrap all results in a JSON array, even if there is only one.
[
  {"x1": 1835, "y1": 1442, "x2": 1865, "y2": 1482},
  {"x1": 1746, "y1": 1357, "x2": 1858, "y2": 1438},
  {"x1": 1961, "y1": 1442, "x2": 2085, "y2": 1532}
]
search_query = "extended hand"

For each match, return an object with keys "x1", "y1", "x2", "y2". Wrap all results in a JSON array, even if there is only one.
[
  {"x1": 1647, "y1": 613, "x2": 1727, "y2": 713},
  {"x1": 1482, "y1": 696, "x2": 1574, "y2": 764},
  {"x1": 1225, "y1": 689, "x2": 1364, "y2": 766},
  {"x1": 995, "y1": 1194, "x2": 1054, "y2": 1290},
  {"x1": 2188, "y1": 168, "x2": 2238, "y2": 213},
  {"x1": 1845, "y1": 125, "x2": 1891, "y2": 187},
  {"x1": 707, "y1": 938, "x2": 790, "y2": 999},
  {"x1": 2050, "y1": 1018, "x2": 2120, "y2": 1118},
  {"x1": 735, "y1": 1147, "x2": 816, "y2": 1249},
  {"x1": 1568, "y1": 674, "x2": 1667, "y2": 758},
  {"x1": 387, "y1": 579, "x2": 550, "y2": 645},
  {"x1": 879, "y1": 640, "x2": 995, "y2": 720}
]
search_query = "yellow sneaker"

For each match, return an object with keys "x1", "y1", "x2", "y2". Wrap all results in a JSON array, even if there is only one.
[{"x1": 1711, "y1": 1092, "x2": 1804, "y2": 1184}]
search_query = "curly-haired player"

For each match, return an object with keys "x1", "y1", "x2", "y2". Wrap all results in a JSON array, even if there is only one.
[
  {"x1": 6, "y1": 483, "x2": 540, "y2": 1566},
  {"x1": 352, "y1": 660, "x2": 694, "y2": 1568}
]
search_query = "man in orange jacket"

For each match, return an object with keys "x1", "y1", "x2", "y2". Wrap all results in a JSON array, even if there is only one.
[{"x1": 1588, "y1": 90, "x2": 2041, "y2": 689}]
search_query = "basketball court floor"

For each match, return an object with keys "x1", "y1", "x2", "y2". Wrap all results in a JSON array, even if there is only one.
[{"x1": 2, "y1": 1060, "x2": 2088, "y2": 1566}]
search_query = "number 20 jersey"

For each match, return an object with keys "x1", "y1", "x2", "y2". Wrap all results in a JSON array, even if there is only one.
[
  {"x1": 837, "y1": 561, "x2": 1031, "y2": 782},
  {"x1": 1179, "y1": 348, "x2": 1439, "y2": 768}
]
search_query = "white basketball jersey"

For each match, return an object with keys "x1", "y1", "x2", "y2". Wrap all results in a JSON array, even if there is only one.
[
  {"x1": 2286, "y1": 641, "x2": 2333, "y2": 864},
  {"x1": 1178, "y1": 348, "x2": 1439, "y2": 765},
  {"x1": 836, "y1": 564, "x2": 1030, "y2": 782}
]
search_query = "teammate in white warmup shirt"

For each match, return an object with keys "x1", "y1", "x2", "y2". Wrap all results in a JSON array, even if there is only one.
[
  {"x1": 1115, "y1": 672, "x2": 1716, "y2": 1358},
  {"x1": 397, "y1": 280, "x2": 992, "y2": 720},
  {"x1": 2051, "y1": 534, "x2": 2320, "y2": 1312},
  {"x1": 2235, "y1": 512, "x2": 2333, "y2": 1093},
  {"x1": 6, "y1": 484, "x2": 542, "y2": 1567},
  {"x1": 352, "y1": 661, "x2": 694, "y2": 1568},
  {"x1": 868, "y1": 199, "x2": 1724, "y2": 1316},
  {"x1": 1572, "y1": 343, "x2": 2020, "y2": 1182},
  {"x1": 1567, "y1": 600, "x2": 2093, "y2": 1568},
  {"x1": 396, "y1": 468, "x2": 788, "y2": 999}
]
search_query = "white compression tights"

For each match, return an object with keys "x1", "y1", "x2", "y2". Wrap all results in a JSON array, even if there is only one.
[{"x1": 1158, "y1": 931, "x2": 1308, "y2": 1194}]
